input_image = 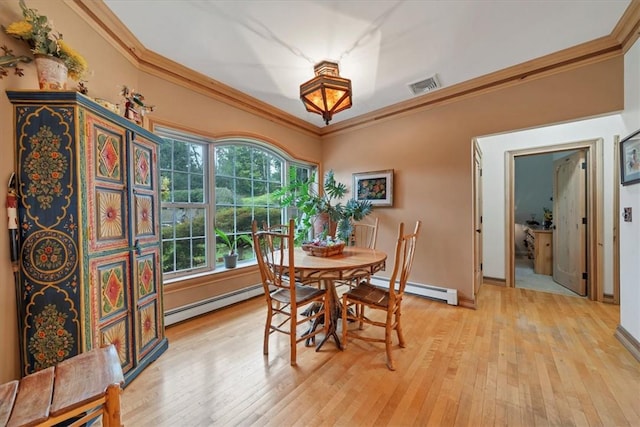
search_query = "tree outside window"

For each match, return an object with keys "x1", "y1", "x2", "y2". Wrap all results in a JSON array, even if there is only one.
[{"x1": 158, "y1": 129, "x2": 313, "y2": 279}]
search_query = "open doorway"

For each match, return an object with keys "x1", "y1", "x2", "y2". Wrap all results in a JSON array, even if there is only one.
[
  {"x1": 514, "y1": 149, "x2": 587, "y2": 297},
  {"x1": 505, "y1": 138, "x2": 606, "y2": 302}
]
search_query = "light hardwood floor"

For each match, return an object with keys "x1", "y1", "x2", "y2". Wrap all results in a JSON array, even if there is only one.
[{"x1": 118, "y1": 284, "x2": 639, "y2": 426}]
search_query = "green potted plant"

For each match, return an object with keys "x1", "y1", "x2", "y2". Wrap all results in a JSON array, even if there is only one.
[
  {"x1": 215, "y1": 227, "x2": 253, "y2": 268},
  {"x1": 274, "y1": 168, "x2": 372, "y2": 244}
]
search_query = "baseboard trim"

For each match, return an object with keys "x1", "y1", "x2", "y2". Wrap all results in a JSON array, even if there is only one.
[
  {"x1": 483, "y1": 276, "x2": 507, "y2": 287},
  {"x1": 614, "y1": 324, "x2": 640, "y2": 362},
  {"x1": 458, "y1": 297, "x2": 476, "y2": 309},
  {"x1": 165, "y1": 276, "x2": 462, "y2": 326}
]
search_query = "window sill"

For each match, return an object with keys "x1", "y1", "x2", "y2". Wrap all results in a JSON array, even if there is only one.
[{"x1": 163, "y1": 260, "x2": 258, "y2": 287}]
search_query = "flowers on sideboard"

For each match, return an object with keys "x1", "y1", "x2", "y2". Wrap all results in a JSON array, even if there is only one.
[{"x1": 3, "y1": 0, "x2": 88, "y2": 80}]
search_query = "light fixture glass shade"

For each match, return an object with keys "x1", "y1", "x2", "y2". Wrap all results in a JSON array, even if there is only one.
[{"x1": 300, "y1": 61, "x2": 352, "y2": 125}]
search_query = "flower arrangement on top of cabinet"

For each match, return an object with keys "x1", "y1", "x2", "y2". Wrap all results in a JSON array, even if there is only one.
[{"x1": 3, "y1": 0, "x2": 88, "y2": 81}]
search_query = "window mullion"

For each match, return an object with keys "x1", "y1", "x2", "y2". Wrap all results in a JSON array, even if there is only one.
[{"x1": 158, "y1": 128, "x2": 315, "y2": 279}]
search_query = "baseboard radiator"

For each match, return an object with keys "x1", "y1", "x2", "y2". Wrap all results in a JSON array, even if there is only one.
[
  {"x1": 165, "y1": 276, "x2": 459, "y2": 325},
  {"x1": 164, "y1": 284, "x2": 264, "y2": 326},
  {"x1": 369, "y1": 276, "x2": 458, "y2": 305}
]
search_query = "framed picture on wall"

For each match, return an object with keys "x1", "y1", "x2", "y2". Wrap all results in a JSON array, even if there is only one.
[
  {"x1": 353, "y1": 169, "x2": 394, "y2": 207},
  {"x1": 620, "y1": 129, "x2": 640, "y2": 186}
]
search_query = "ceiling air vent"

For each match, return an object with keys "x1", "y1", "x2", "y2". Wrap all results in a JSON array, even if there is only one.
[{"x1": 408, "y1": 74, "x2": 441, "y2": 96}]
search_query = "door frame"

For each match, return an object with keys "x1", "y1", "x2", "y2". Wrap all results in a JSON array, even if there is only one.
[
  {"x1": 505, "y1": 138, "x2": 605, "y2": 301},
  {"x1": 473, "y1": 140, "x2": 483, "y2": 297},
  {"x1": 612, "y1": 135, "x2": 621, "y2": 304}
]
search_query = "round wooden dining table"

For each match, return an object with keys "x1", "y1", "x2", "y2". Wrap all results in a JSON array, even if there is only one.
[{"x1": 279, "y1": 246, "x2": 387, "y2": 350}]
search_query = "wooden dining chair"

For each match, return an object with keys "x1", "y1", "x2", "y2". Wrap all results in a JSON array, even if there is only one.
[
  {"x1": 338, "y1": 217, "x2": 379, "y2": 289},
  {"x1": 350, "y1": 217, "x2": 379, "y2": 250},
  {"x1": 339, "y1": 217, "x2": 380, "y2": 321},
  {"x1": 252, "y1": 219, "x2": 329, "y2": 366},
  {"x1": 341, "y1": 220, "x2": 421, "y2": 370}
]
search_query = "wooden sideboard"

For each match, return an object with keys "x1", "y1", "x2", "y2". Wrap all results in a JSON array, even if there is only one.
[{"x1": 524, "y1": 227, "x2": 553, "y2": 275}]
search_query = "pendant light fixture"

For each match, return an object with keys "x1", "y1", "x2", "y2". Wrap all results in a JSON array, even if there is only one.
[{"x1": 299, "y1": 60, "x2": 352, "y2": 125}]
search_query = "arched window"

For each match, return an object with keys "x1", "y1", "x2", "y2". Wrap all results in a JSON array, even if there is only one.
[{"x1": 157, "y1": 128, "x2": 313, "y2": 279}]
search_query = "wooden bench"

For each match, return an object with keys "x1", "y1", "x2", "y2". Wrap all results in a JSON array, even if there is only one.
[{"x1": 0, "y1": 345, "x2": 124, "y2": 427}]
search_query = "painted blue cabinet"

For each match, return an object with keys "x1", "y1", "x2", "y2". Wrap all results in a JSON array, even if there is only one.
[{"x1": 8, "y1": 91, "x2": 167, "y2": 384}]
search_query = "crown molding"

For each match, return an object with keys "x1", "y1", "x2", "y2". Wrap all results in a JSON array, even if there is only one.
[
  {"x1": 72, "y1": 0, "x2": 637, "y2": 139},
  {"x1": 611, "y1": 0, "x2": 640, "y2": 52},
  {"x1": 321, "y1": 34, "x2": 623, "y2": 138},
  {"x1": 136, "y1": 49, "x2": 318, "y2": 136},
  {"x1": 70, "y1": 0, "x2": 319, "y2": 137},
  {"x1": 67, "y1": 0, "x2": 145, "y2": 66}
]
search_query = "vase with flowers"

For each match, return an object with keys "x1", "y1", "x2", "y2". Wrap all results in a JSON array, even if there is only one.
[{"x1": 4, "y1": 0, "x2": 87, "y2": 89}]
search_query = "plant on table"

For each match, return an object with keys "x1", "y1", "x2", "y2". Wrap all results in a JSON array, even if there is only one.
[{"x1": 274, "y1": 168, "x2": 372, "y2": 245}]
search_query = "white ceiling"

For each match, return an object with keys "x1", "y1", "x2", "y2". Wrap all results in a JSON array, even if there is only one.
[{"x1": 103, "y1": 0, "x2": 631, "y2": 127}]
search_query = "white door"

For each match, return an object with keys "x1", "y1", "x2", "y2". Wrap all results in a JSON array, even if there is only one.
[{"x1": 552, "y1": 150, "x2": 587, "y2": 296}]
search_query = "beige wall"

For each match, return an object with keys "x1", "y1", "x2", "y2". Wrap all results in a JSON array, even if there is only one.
[
  {"x1": 0, "y1": 0, "x2": 624, "y2": 382},
  {"x1": 323, "y1": 57, "x2": 623, "y2": 305}
]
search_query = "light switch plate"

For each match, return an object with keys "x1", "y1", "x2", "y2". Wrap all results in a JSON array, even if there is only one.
[{"x1": 623, "y1": 207, "x2": 632, "y2": 222}]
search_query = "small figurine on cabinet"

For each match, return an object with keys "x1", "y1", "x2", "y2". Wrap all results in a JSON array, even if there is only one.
[
  {"x1": 120, "y1": 85, "x2": 155, "y2": 125},
  {"x1": 76, "y1": 80, "x2": 89, "y2": 95},
  {"x1": 543, "y1": 207, "x2": 553, "y2": 229}
]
